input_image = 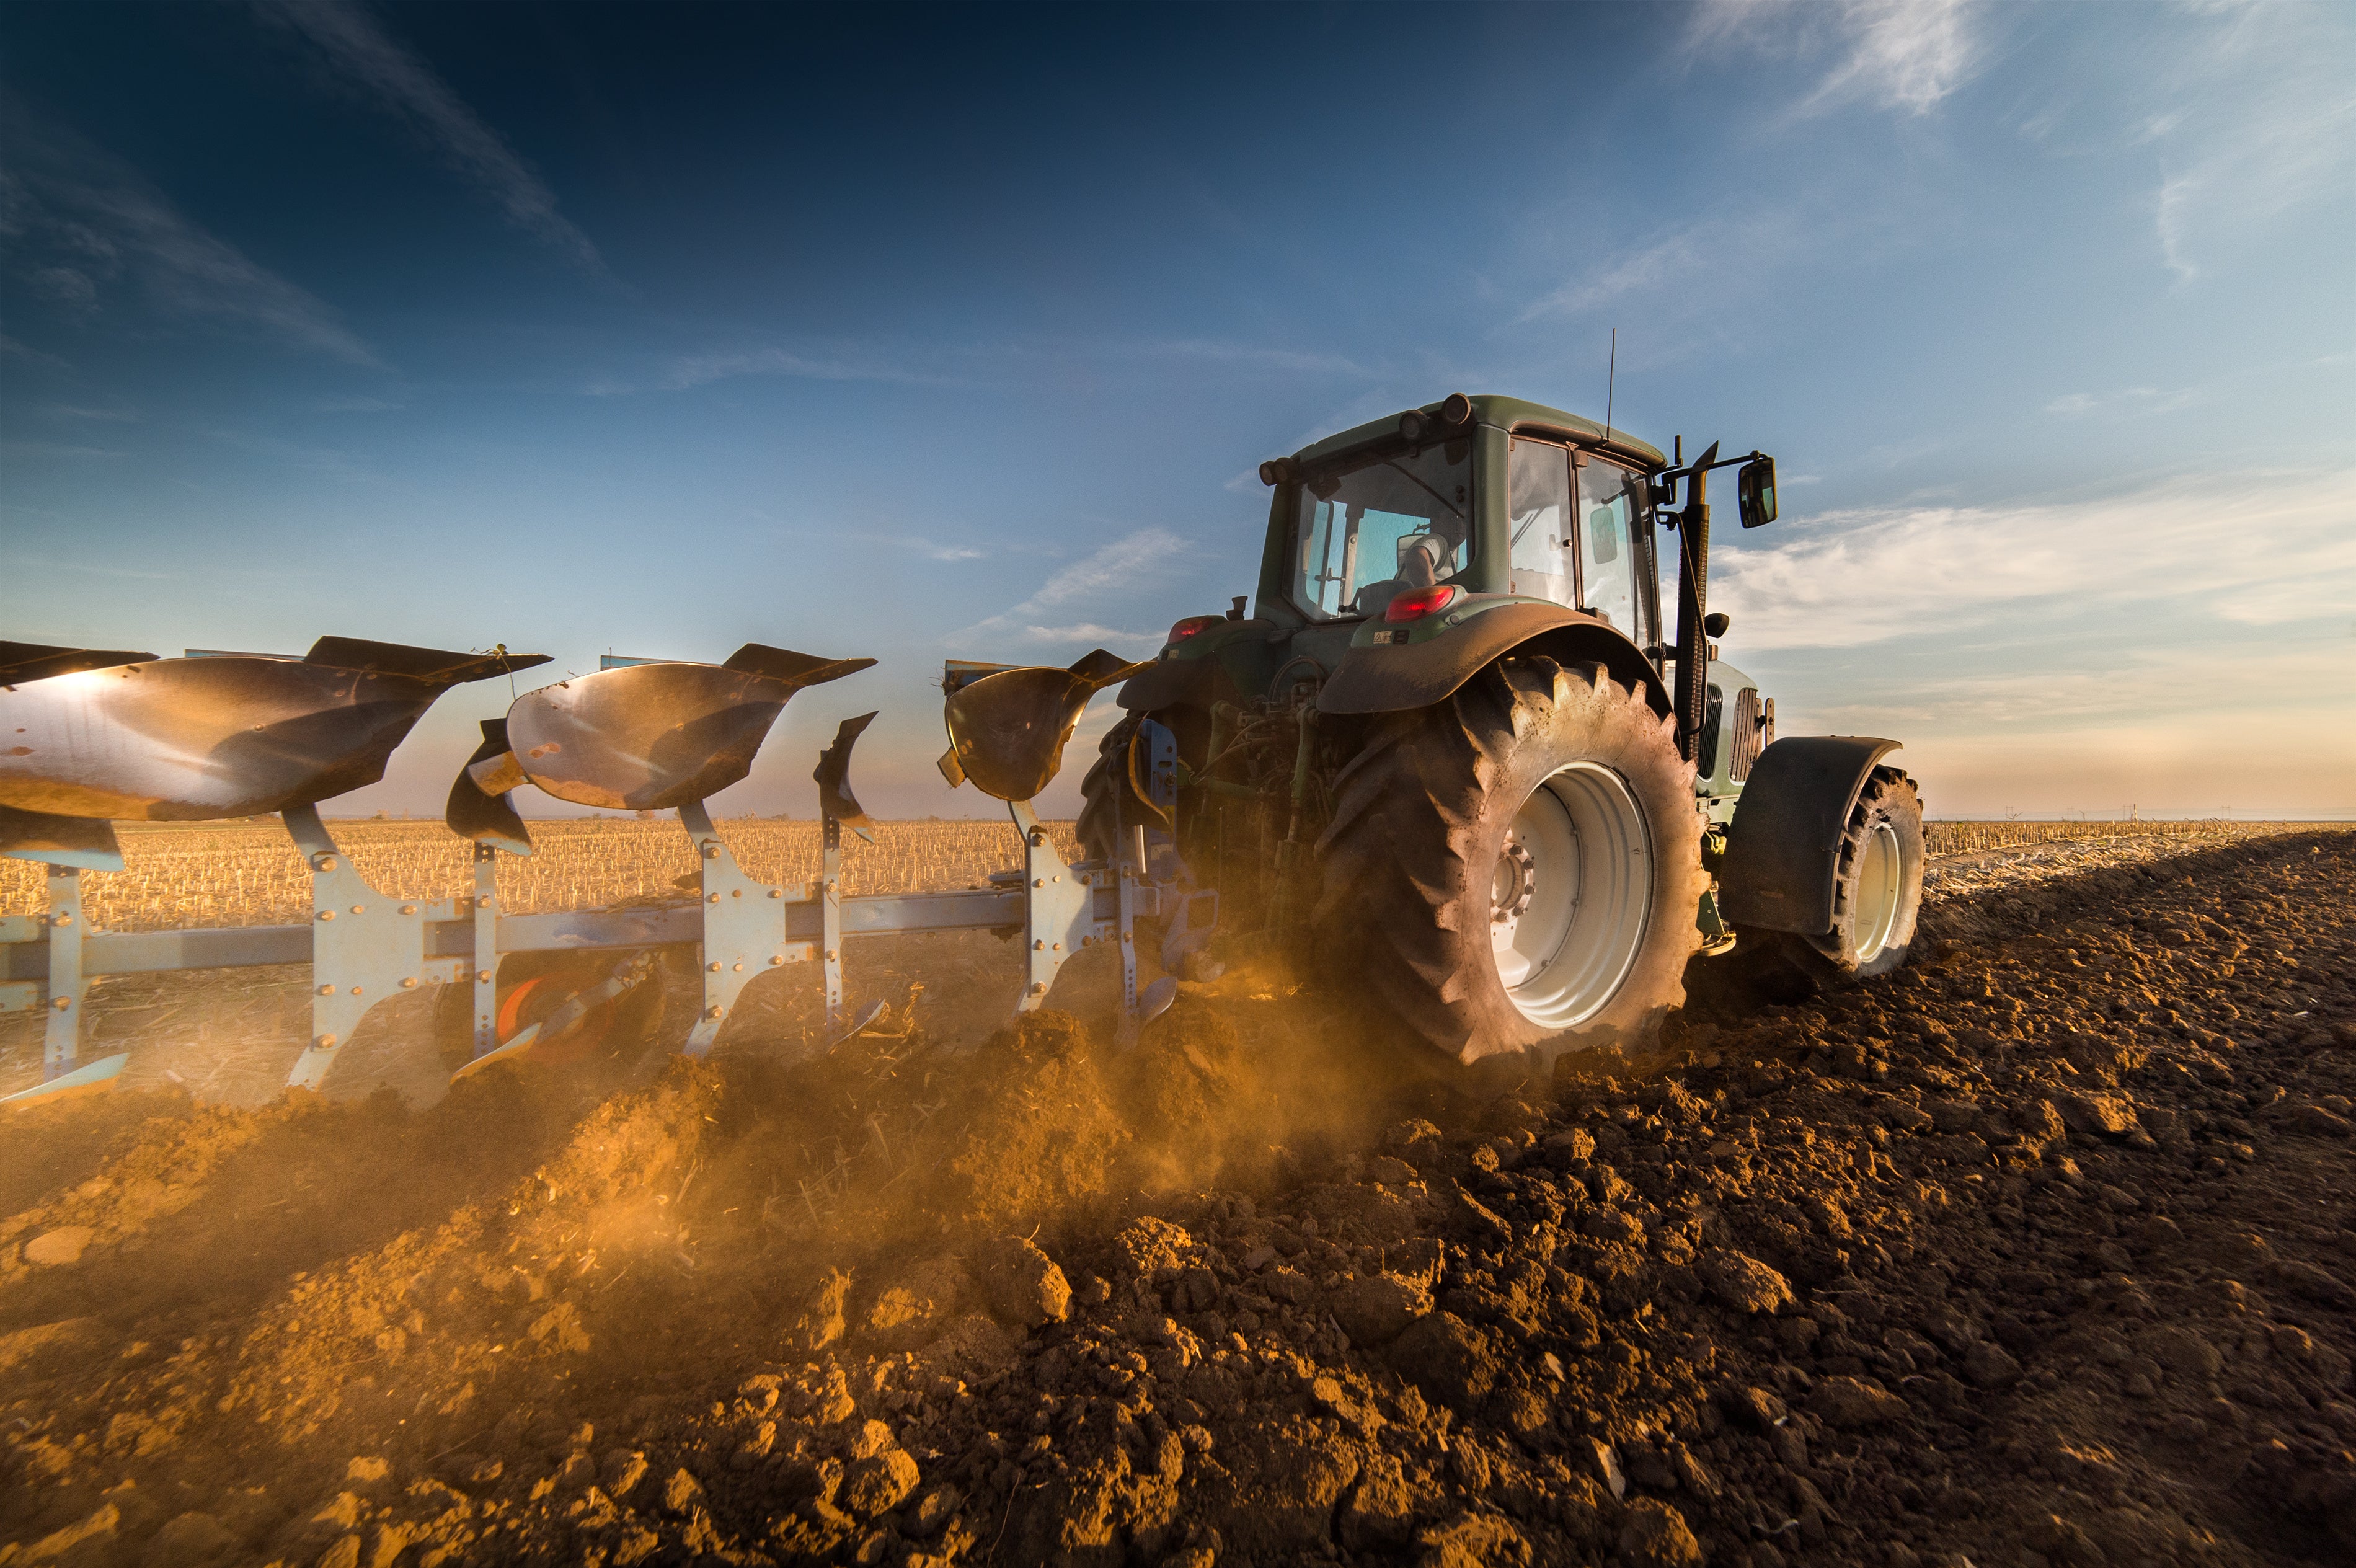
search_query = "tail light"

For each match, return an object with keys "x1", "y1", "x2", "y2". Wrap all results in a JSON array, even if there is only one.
[
  {"x1": 1167, "y1": 616, "x2": 1220, "y2": 645},
  {"x1": 1384, "y1": 585, "x2": 1459, "y2": 623}
]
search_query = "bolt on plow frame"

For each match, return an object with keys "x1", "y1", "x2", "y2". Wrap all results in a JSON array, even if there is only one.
[{"x1": 1, "y1": 636, "x2": 1201, "y2": 1104}]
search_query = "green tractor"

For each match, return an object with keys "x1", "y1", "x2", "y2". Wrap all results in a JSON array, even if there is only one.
[{"x1": 1080, "y1": 393, "x2": 1923, "y2": 1066}]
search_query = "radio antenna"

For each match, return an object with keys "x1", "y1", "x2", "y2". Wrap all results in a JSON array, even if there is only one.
[{"x1": 1603, "y1": 327, "x2": 1617, "y2": 447}]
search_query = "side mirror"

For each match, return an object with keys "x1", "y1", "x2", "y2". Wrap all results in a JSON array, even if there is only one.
[
  {"x1": 1738, "y1": 456, "x2": 1778, "y2": 529},
  {"x1": 1703, "y1": 611, "x2": 1729, "y2": 639}
]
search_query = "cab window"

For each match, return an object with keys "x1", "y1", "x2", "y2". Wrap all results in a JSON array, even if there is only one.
[
  {"x1": 1290, "y1": 438, "x2": 1472, "y2": 619},
  {"x1": 1507, "y1": 437, "x2": 1574, "y2": 606},
  {"x1": 1580, "y1": 457, "x2": 1647, "y2": 641}
]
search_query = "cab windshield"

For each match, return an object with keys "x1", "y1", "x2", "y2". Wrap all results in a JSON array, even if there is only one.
[{"x1": 1289, "y1": 437, "x2": 1472, "y2": 619}]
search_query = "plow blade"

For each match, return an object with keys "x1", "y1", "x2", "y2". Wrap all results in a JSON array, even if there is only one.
[
  {"x1": 483, "y1": 644, "x2": 874, "y2": 812},
  {"x1": 2, "y1": 1052, "x2": 128, "y2": 1107},
  {"x1": 0, "y1": 637, "x2": 547, "y2": 823},
  {"x1": 937, "y1": 649, "x2": 1145, "y2": 801},
  {"x1": 445, "y1": 718, "x2": 534, "y2": 854},
  {"x1": 814, "y1": 712, "x2": 879, "y2": 843},
  {"x1": 0, "y1": 642, "x2": 156, "y2": 686},
  {"x1": 0, "y1": 805, "x2": 125, "y2": 872}
]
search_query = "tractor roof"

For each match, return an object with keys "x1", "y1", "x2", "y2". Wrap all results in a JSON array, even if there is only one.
[{"x1": 1291, "y1": 393, "x2": 1668, "y2": 472}]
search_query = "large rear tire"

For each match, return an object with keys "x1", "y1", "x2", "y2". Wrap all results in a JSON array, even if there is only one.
[
  {"x1": 1783, "y1": 764, "x2": 1923, "y2": 982},
  {"x1": 1312, "y1": 657, "x2": 1706, "y2": 1067}
]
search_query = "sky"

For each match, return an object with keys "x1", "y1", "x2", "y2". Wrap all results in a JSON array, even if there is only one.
[{"x1": 2, "y1": 0, "x2": 2352, "y2": 822}]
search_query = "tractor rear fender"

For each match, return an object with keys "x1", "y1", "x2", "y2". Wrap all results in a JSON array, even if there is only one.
[
  {"x1": 1315, "y1": 600, "x2": 1672, "y2": 719},
  {"x1": 1717, "y1": 735, "x2": 1902, "y2": 936}
]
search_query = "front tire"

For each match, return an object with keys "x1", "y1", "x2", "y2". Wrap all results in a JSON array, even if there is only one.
[
  {"x1": 1785, "y1": 764, "x2": 1923, "y2": 981},
  {"x1": 1313, "y1": 657, "x2": 1707, "y2": 1066}
]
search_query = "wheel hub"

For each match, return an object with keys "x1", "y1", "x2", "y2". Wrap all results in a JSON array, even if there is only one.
[
  {"x1": 1492, "y1": 839, "x2": 1536, "y2": 925},
  {"x1": 1487, "y1": 763, "x2": 1655, "y2": 1030}
]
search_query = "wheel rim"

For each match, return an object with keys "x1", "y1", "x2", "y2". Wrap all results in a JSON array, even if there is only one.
[
  {"x1": 1489, "y1": 763, "x2": 1654, "y2": 1030},
  {"x1": 1853, "y1": 820, "x2": 1904, "y2": 963}
]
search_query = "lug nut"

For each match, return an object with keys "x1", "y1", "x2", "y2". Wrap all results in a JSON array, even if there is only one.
[
  {"x1": 316, "y1": 1033, "x2": 337, "y2": 1048},
  {"x1": 318, "y1": 983, "x2": 335, "y2": 996},
  {"x1": 707, "y1": 961, "x2": 722, "y2": 972},
  {"x1": 400, "y1": 904, "x2": 417, "y2": 916},
  {"x1": 317, "y1": 910, "x2": 334, "y2": 921},
  {"x1": 732, "y1": 962, "x2": 743, "y2": 972},
  {"x1": 769, "y1": 955, "x2": 784, "y2": 965},
  {"x1": 401, "y1": 977, "x2": 418, "y2": 989},
  {"x1": 51, "y1": 996, "x2": 69, "y2": 1011},
  {"x1": 704, "y1": 1005, "x2": 723, "y2": 1020},
  {"x1": 350, "y1": 905, "x2": 364, "y2": 915},
  {"x1": 51, "y1": 913, "x2": 72, "y2": 928},
  {"x1": 707, "y1": 893, "x2": 720, "y2": 904},
  {"x1": 476, "y1": 970, "x2": 492, "y2": 983}
]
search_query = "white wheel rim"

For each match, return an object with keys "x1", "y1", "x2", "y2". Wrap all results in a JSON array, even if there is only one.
[
  {"x1": 1489, "y1": 762, "x2": 1654, "y2": 1030},
  {"x1": 1854, "y1": 820, "x2": 1903, "y2": 962}
]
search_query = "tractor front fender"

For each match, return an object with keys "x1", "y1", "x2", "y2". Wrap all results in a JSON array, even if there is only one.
[
  {"x1": 1316, "y1": 601, "x2": 1671, "y2": 719},
  {"x1": 1719, "y1": 735, "x2": 1903, "y2": 936}
]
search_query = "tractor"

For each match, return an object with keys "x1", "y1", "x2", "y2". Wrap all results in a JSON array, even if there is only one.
[{"x1": 1078, "y1": 392, "x2": 1923, "y2": 1066}]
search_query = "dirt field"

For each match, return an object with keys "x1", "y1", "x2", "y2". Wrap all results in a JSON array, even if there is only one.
[{"x1": 3, "y1": 826, "x2": 2353, "y2": 1567}]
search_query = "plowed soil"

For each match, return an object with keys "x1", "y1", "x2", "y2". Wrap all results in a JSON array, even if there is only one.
[{"x1": 3, "y1": 829, "x2": 2353, "y2": 1568}]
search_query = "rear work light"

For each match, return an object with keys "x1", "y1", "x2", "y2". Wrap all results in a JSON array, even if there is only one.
[
  {"x1": 1167, "y1": 616, "x2": 1220, "y2": 644},
  {"x1": 1384, "y1": 585, "x2": 1459, "y2": 623}
]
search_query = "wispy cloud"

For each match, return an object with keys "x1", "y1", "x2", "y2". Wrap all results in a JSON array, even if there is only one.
[
  {"x1": 658, "y1": 345, "x2": 964, "y2": 392},
  {"x1": 2042, "y1": 385, "x2": 2199, "y2": 419},
  {"x1": 1690, "y1": 0, "x2": 1985, "y2": 117},
  {"x1": 637, "y1": 335, "x2": 1362, "y2": 395},
  {"x1": 0, "y1": 332, "x2": 67, "y2": 366},
  {"x1": 1, "y1": 440, "x2": 128, "y2": 459},
  {"x1": 0, "y1": 102, "x2": 378, "y2": 364},
  {"x1": 2140, "y1": 0, "x2": 2356, "y2": 280},
  {"x1": 254, "y1": 0, "x2": 606, "y2": 275},
  {"x1": 949, "y1": 528, "x2": 1189, "y2": 650},
  {"x1": 1713, "y1": 466, "x2": 2356, "y2": 650}
]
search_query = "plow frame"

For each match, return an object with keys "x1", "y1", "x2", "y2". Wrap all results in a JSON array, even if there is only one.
[{"x1": 3, "y1": 786, "x2": 1182, "y2": 1104}]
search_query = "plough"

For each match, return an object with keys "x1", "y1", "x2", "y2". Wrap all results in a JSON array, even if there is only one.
[{"x1": 0, "y1": 636, "x2": 1208, "y2": 1105}]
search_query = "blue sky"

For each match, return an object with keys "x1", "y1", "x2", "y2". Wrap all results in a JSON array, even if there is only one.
[{"x1": 3, "y1": 0, "x2": 2351, "y2": 821}]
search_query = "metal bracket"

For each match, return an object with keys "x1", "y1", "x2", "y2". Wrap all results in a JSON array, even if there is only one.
[
  {"x1": 1010, "y1": 799, "x2": 1098, "y2": 1010},
  {"x1": 677, "y1": 800, "x2": 810, "y2": 1055},
  {"x1": 42, "y1": 865, "x2": 86, "y2": 1079},
  {"x1": 283, "y1": 804, "x2": 463, "y2": 1091},
  {"x1": 470, "y1": 844, "x2": 500, "y2": 1058}
]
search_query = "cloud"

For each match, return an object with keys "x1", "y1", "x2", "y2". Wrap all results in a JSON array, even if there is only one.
[
  {"x1": 2139, "y1": 0, "x2": 2356, "y2": 280},
  {"x1": 949, "y1": 528, "x2": 1189, "y2": 646},
  {"x1": 1711, "y1": 466, "x2": 2356, "y2": 651},
  {"x1": 0, "y1": 105, "x2": 378, "y2": 364},
  {"x1": 0, "y1": 440, "x2": 127, "y2": 459},
  {"x1": 255, "y1": 0, "x2": 606, "y2": 275},
  {"x1": 2042, "y1": 386, "x2": 2199, "y2": 419},
  {"x1": 658, "y1": 345, "x2": 963, "y2": 392},
  {"x1": 1690, "y1": 0, "x2": 1984, "y2": 117},
  {"x1": 0, "y1": 332, "x2": 66, "y2": 366},
  {"x1": 650, "y1": 335, "x2": 1361, "y2": 394}
]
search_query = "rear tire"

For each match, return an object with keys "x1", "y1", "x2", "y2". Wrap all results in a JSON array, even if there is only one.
[
  {"x1": 1784, "y1": 764, "x2": 1923, "y2": 982},
  {"x1": 1312, "y1": 658, "x2": 1706, "y2": 1067}
]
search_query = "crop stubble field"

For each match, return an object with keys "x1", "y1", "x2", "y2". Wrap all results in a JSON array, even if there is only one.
[{"x1": 1, "y1": 819, "x2": 2354, "y2": 1568}]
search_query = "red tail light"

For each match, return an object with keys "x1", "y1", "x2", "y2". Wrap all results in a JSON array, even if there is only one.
[
  {"x1": 1167, "y1": 615, "x2": 1219, "y2": 644},
  {"x1": 1384, "y1": 585, "x2": 1459, "y2": 623}
]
